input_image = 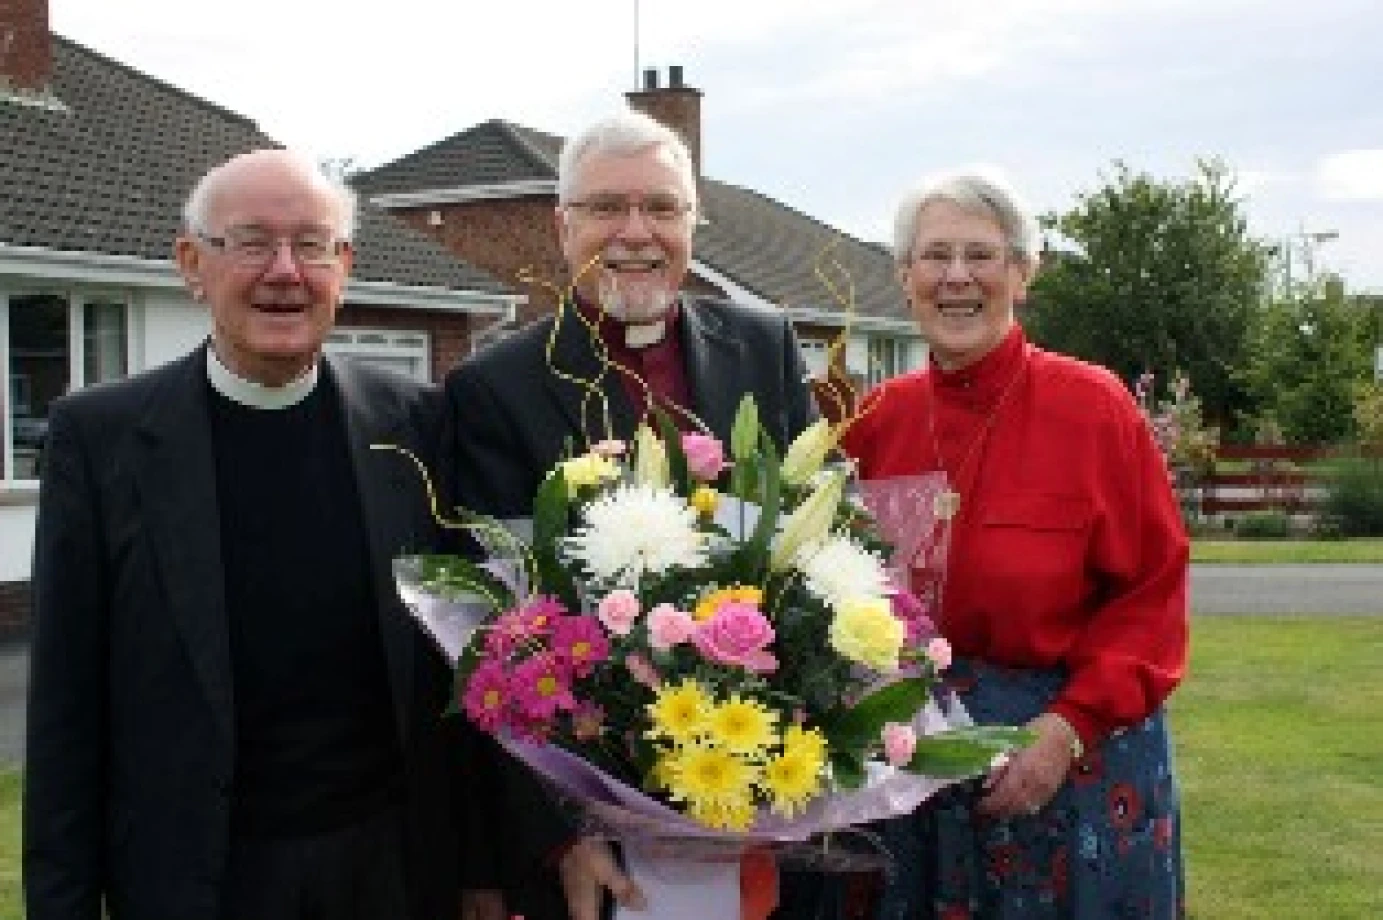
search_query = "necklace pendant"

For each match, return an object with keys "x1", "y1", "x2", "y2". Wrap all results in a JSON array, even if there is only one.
[{"x1": 934, "y1": 489, "x2": 960, "y2": 521}]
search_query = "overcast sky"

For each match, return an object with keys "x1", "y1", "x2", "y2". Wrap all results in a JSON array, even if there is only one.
[{"x1": 50, "y1": 0, "x2": 1383, "y2": 291}]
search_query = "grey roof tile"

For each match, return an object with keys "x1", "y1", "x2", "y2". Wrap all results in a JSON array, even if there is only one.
[{"x1": 0, "y1": 37, "x2": 507, "y2": 294}]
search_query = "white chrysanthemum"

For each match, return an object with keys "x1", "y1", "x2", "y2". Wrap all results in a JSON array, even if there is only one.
[
  {"x1": 565, "y1": 484, "x2": 709, "y2": 585},
  {"x1": 795, "y1": 533, "x2": 891, "y2": 611}
]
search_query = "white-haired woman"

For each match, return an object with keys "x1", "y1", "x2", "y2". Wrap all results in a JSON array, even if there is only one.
[{"x1": 841, "y1": 169, "x2": 1188, "y2": 919}]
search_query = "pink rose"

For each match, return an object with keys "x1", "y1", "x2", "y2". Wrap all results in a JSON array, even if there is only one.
[
  {"x1": 597, "y1": 589, "x2": 640, "y2": 636},
  {"x1": 647, "y1": 603, "x2": 696, "y2": 651},
  {"x1": 925, "y1": 637, "x2": 952, "y2": 671},
  {"x1": 625, "y1": 653, "x2": 662, "y2": 690},
  {"x1": 881, "y1": 722, "x2": 917, "y2": 767},
  {"x1": 692, "y1": 601, "x2": 777, "y2": 673},
  {"x1": 681, "y1": 433, "x2": 728, "y2": 482}
]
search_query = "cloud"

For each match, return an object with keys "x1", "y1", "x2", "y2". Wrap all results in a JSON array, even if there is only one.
[{"x1": 1315, "y1": 150, "x2": 1383, "y2": 202}]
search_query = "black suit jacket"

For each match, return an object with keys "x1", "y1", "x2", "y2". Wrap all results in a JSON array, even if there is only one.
[
  {"x1": 23, "y1": 347, "x2": 461, "y2": 920},
  {"x1": 442, "y1": 296, "x2": 815, "y2": 915}
]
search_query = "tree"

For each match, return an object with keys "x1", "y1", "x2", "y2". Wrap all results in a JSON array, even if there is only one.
[
  {"x1": 1241, "y1": 281, "x2": 1376, "y2": 445},
  {"x1": 1026, "y1": 159, "x2": 1267, "y2": 431}
]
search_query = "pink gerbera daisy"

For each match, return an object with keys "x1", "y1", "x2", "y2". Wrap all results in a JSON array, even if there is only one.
[
  {"x1": 511, "y1": 653, "x2": 577, "y2": 725},
  {"x1": 462, "y1": 659, "x2": 511, "y2": 733},
  {"x1": 551, "y1": 615, "x2": 609, "y2": 679}
]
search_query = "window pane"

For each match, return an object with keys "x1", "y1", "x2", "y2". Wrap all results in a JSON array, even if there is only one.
[
  {"x1": 84, "y1": 301, "x2": 128, "y2": 385},
  {"x1": 9, "y1": 294, "x2": 69, "y2": 480}
]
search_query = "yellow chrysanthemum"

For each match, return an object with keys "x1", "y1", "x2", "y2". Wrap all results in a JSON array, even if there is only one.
[
  {"x1": 664, "y1": 742, "x2": 758, "y2": 806},
  {"x1": 687, "y1": 792, "x2": 758, "y2": 831},
  {"x1": 705, "y1": 697, "x2": 778, "y2": 756},
  {"x1": 646, "y1": 680, "x2": 711, "y2": 743},
  {"x1": 689, "y1": 486, "x2": 720, "y2": 518},
  {"x1": 781, "y1": 724, "x2": 829, "y2": 763},
  {"x1": 694, "y1": 585, "x2": 765, "y2": 621},
  {"x1": 762, "y1": 748, "x2": 824, "y2": 817}
]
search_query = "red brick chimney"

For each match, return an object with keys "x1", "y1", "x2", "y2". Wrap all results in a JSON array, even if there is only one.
[
  {"x1": 0, "y1": 0, "x2": 52, "y2": 94},
  {"x1": 625, "y1": 65, "x2": 703, "y2": 180}
]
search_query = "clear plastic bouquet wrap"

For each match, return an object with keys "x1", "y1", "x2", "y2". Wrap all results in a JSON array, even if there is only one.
[{"x1": 388, "y1": 398, "x2": 1028, "y2": 917}]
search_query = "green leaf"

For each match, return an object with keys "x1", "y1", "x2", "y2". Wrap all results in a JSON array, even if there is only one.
[
  {"x1": 820, "y1": 677, "x2": 931, "y2": 751},
  {"x1": 743, "y1": 434, "x2": 782, "y2": 571},
  {"x1": 654, "y1": 409, "x2": 691, "y2": 495},
  {"x1": 830, "y1": 751, "x2": 866, "y2": 790},
  {"x1": 731, "y1": 394, "x2": 761, "y2": 462},
  {"x1": 906, "y1": 726, "x2": 1035, "y2": 778},
  {"x1": 532, "y1": 470, "x2": 569, "y2": 549}
]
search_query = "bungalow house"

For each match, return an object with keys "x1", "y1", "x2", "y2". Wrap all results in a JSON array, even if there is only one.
[
  {"x1": 353, "y1": 66, "x2": 924, "y2": 404},
  {"x1": 0, "y1": 0, "x2": 521, "y2": 634}
]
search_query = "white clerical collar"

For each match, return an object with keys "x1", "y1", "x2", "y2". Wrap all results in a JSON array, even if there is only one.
[
  {"x1": 206, "y1": 347, "x2": 319, "y2": 410},
  {"x1": 624, "y1": 320, "x2": 667, "y2": 349}
]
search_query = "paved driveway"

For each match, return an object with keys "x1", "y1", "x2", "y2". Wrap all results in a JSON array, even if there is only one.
[{"x1": 1191, "y1": 563, "x2": 1383, "y2": 615}]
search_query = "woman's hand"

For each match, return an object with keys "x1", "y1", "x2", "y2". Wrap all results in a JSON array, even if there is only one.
[{"x1": 976, "y1": 712, "x2": 1078, "y2": 820}]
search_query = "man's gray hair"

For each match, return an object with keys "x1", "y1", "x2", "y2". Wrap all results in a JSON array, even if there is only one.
[
  {"x1": 557, "y1": 109, "x2": 697, "y2": 209},
  {"x1": 892, "y1": 167, "x2": 1039, "y2": 266},
  {"x1": 182, "y1": 150, "x2": 359, "y2": 240}
]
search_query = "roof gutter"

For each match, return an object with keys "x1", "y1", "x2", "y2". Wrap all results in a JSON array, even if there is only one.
[
  {"x1": 368, "y1": 179, "x2": 558, "y2": 209},
  {"x1": 0, "y1": 243, "x2": 519, "y2": 319}
]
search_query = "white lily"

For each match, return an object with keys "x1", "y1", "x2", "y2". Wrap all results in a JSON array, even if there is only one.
[{"x1": 771, "y1": 468, "x2": 846, "y2": 571}]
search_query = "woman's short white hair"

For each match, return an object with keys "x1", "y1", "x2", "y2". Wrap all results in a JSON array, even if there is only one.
[
  {"x1": 182, "y1": 149, "x2": 358, "y2": 240},
  {"x1": 557, "y1": 109, "x2": 697, "y2": 210},
  {"x1": 892, "y1": 166, "x2": 1040, "y2": 267}
]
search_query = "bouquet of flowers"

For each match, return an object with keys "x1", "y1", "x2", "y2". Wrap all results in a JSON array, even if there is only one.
[{"x1": 392, "y1": 397, "x2": 1027, "y2": 915}]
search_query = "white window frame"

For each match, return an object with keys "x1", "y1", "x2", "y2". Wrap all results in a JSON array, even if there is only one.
[
  {"x1": 1, "y1": 289, "x2": 135, "y2": 484},
  {"x1": 324, "y1": 327, "x2": 432, "y2": 383}
]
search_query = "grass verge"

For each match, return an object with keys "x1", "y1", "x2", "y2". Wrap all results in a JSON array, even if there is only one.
[{"x1": 1191, "y1": 539, "x2": 1383, "y2": 563}]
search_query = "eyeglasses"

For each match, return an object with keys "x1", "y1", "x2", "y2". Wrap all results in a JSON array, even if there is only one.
[
  {"x1": 564, "y1": 194, "x2": 695, "y2": 224},
  {"x1": 913, "y1": 244, "x2": 1010, "y2": 279},
  {"x1": 198, "y1": 227, "x2": 347, "y2": 269}
]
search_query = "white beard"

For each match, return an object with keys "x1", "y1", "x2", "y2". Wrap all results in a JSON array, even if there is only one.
[{"x1": 598, "y1": 271, "x2": 676, "y2": 323}]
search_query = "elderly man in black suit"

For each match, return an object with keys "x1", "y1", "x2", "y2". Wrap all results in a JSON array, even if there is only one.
[
  {"x1": 445, "y1": 109, "x2": 834, "y2": 920},
  {"x1": 23, "y1": 149, "x2": 464, "y2": 920}
]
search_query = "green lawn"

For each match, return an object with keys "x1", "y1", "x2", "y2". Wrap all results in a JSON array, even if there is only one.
[
  {"x1": 1175, "y1": 616, "x2": 1383, "y2": 919},
  {"x1": 2, "y1": 618, "x2": 1380, "y2": 918},
  {"x1": 1192, "y1": 539, "x2": 1383, "y2": 563},
  {"x1": 0, "y1": 768, "x2": 16, "y2": 918}
]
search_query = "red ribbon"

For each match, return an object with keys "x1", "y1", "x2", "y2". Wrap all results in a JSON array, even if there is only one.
[{"x1": 740, "y1": 848, "x2": 779, "y2": 920}]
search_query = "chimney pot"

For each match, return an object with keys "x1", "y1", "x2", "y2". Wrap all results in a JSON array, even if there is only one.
[
  {"x1": 669, "y1": 65, "x2": 684, "y2": 88},
  {"x1": 643, "y1": 68, "x2": 659, "y2": 91}
]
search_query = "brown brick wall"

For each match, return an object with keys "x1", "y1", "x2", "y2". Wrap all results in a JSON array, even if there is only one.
[
  {"x1": 336, "y1": 304, "x2": 478, "y2": 382},
  {"x1": 0, "y1": 580, "x2": 30, "y2": 641},
  {"x1": 395, "y1": 199, "x2": 566, "y2": 327},
  {"x1": 0, "y1": 0, "x2": 52, "y2": 92}
]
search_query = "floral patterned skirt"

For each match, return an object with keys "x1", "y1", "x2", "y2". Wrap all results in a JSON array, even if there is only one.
[{"x1": 872, "y1": 659, "x2": 1184, "y2": 920}]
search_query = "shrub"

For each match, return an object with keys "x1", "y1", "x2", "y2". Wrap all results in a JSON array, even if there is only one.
[
  {"x1": 1319, "y1": 456, "x2": 1383, "y2": 537},
  {"x1": 1233, "y1": 509, "x2": 1291, "y2": 540}
]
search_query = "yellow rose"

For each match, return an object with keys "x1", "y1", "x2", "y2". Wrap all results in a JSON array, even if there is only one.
[
  {"x1": 829, "y1": 596, "x2": 905, "y2": 672},
  {"x1": 558, "y1": 453, "x2": 619, "y2": 496}
]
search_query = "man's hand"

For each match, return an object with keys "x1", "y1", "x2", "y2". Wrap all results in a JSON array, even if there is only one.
[
  {"x1": 558, "y1": 837, "x2": 648, "y2": 919},
  {"x1": 460, "y1": 888, "x2": 506, "y2": 920}
]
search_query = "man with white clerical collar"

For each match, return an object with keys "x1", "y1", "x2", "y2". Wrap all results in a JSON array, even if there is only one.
[
  {"x1": 444, "y1": 110, "x2": 827, "y2": 920},
  {"x1": 25, "y1": 149, "x2": 466, "y2": 920}
]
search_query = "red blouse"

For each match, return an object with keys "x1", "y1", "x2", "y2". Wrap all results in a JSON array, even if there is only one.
[{"x1": 841, "y1": 326, "x2": 1189, "y2": 747}]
